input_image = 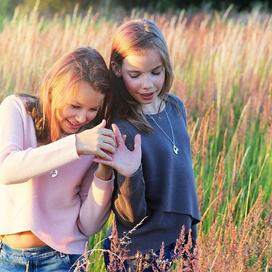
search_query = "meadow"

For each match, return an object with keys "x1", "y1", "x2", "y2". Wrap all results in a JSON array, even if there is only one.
[{"x1": 0, "y1": 5, "x2": 271, "y2": 271}]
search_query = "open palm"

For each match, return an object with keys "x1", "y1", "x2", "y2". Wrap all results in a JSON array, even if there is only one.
[{"x1": 94, "y1": 124, "x2": 142, "y2": 177}]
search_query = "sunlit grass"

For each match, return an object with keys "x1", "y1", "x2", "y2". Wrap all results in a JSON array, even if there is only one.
[{"x1": 0, "y1": 6, "x2": 271, "y2": 271}]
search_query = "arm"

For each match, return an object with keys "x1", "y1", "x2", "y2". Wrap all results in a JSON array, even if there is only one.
[
  {"x1": 0, "y1": 96, "x2": 79, "y2": 185},
  {"x1": 0, "y1": 96, "x2": 116, "y2": 185},
  {"x1": 113, "y1": 165, "x2": 147, "y2": 227},
  {"x1": 77, "y1": 163, "x2": 114, "y2": 236},
  {"x1": 94, "y1": 123, "x2": 148, "y2": 227},
  {"x1": 170, "y1": 94, "x2": 188, "y2": 125}
]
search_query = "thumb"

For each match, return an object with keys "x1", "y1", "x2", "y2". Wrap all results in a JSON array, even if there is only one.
[
  {"x1": 112, "y1": 124, "x2": 123, "y2": 146},
  {"x1": 95, "y1": 119, "x2": 106, "y2": 129},
  {"x1": 134, "y1": 134, "x2": 141, "y2": 151}
]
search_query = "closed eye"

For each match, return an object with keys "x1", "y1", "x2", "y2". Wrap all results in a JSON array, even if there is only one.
[
  {"x1": 71, "y1": 105, "x2": 80, "y2": 109},
  {"x1": 89, "y1": 108, "x2": 99, "y2": 112},
  {"x1": 129, "y1": 73, "x2": 140, "y2": 78},
  {"x1": 152, "y1": 66, "x2": 164, "y2": 75}
]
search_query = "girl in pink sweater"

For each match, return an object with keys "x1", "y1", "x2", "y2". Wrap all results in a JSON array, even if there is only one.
[{"x1": 0, "y1": 47, "x2": 140, "y2": 271}]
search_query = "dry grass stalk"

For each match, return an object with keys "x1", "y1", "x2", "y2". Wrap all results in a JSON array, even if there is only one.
[
  {"x1": 197, "y1": 191, "x2": 271, "y2": 271},
  {"x1": 0, "y1": 7, "x2": 271, "y2": 272},
  {"x1": 104, "y1": 219, "x2": 199, "y2": 272},
  {"x1": 107, "y1": 219, "x2": 129, "y2": 271}
]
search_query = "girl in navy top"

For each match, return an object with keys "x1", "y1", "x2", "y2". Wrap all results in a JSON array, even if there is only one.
[{"x1": 95, "y1": 19, "x2": 201, "y2": 271}]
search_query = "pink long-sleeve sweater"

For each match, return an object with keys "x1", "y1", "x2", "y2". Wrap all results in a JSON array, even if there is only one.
[{"x1": 0, "y1": 95, "x2": 114, "y2": 254}]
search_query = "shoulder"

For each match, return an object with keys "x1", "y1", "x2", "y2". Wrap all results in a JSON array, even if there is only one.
[
  {"x1": 1, "y1": 93, "x2": 36, "y2": 106},
  {"x1": 166, "y1": 93, "x2": 185, "y2": 108},
  {"x1": 166, "y1": 93, "x2": 187, "y2": 122},
  {"x1": 0, "y1": 95, "x2": 28, "y2": 133},
  {"x1": 0, "y1": 94, "x2": 37, "y2": 118},
  {"x1": 113, "y1": 117, "x2": 139, "y2": 135},
  {"x1": 1, "y1": 94, "x2": 24, "y2": 111},
  {"x1": 1, "y1": 94, "x2": 20, "y2": 104}
]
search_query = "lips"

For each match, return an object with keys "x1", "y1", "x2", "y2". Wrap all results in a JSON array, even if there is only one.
[
  {"x1": 140, "y1": 92, "x2": 155, "y2": 101},
  {"x1": 66, "y1": 119, "x2": 82, "y2": 130}
]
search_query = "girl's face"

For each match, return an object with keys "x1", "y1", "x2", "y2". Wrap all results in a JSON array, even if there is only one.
[
  {"x1": 120, "y1": 48, "x2": 165, "y2": 111},
  {"x1": 56, "y1": 81, "x2": 104, "y2": 135}
]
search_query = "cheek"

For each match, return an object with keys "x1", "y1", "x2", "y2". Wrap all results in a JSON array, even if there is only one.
[
  {"x1": 86, "y1": 112, "x2": 98, "y2": 122},
  {"x1": 156, "y1": 74, "x2": 165, "y2": 89},
  {"x1": 123, "y1": 75, "x2": 139, "y2": 93},
  {"x1": 60, "y1": 108, "x2": 73, "y2": 119}
]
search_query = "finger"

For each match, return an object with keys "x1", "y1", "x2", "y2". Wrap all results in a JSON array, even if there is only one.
[
  {"x1": 93, "y1": 158, "x2": 114, "y2": 167},
  {"x1": 94, "y1": 119, "x2": 106, "y2": 129},
  {"x1": 102, "y1": 135, "x2": 116, "y2": 148},
  {"x1": 134, "y1": 134, "x2": 141, "y2": 151},
  {"x1": 122, "y1": 134, "x2": 127, "y2": 142},
  {"x1": 112, "y1": 124, "x2": 124, "y2": 146},
  {"x1": 99, "y1": 128, "x2": 116, "y2": 140},
  {"x1": 96, "y1": 149, "x2": 113, "y2": 161},
  {"x1": 100, "y1": 143, "x2": 116, "y2": 154}
]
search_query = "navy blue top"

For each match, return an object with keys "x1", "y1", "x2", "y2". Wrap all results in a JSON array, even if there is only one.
[{"x1": 112, "y1": 94, "x2": 201, "y2": 255}]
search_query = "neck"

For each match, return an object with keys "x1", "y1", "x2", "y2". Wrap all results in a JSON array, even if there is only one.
[{"x1": 141, "y1": 96, "x2": 165, "y2": 114}]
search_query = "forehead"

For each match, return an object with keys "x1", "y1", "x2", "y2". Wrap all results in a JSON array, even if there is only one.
[
  {"x1": 123, "y1": 48, "x2": 162, "y2": 70},
  {"x1": 69, "y1": 81, "x2": 105, "y2": 107}
]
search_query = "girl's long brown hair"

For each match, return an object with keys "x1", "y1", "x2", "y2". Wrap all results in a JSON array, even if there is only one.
[{"x1": 107, "y1": 19, "x2": 174, "y2": 132}]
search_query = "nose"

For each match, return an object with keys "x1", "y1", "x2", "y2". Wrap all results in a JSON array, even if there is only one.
[
  {"x1": 75, "y1": 111, "x2": 87, "y2": 123},
  {"x1": 142, "y1": 74, "x2": 153, "y2": 90}
]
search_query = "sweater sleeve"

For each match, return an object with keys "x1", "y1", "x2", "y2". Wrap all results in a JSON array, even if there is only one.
[
  {"x1": 0, "y1": 95, "x2": 79, "y2": 185},
  {"x1": 113, "y1": 165, "x2": 147, "y2": 227},
  {"x1": 77, "y1": 163, "x2": 114, "y2": 236},
  {"x1": 169, "y1": 93, "x2": 188, "y2": 125},
  {"x1": 112, "y1": 124, "x2": 148, "y2": 227}
]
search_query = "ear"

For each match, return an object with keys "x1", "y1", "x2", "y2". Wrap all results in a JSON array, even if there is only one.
[{"x1": 111, "y1": 61, "x2": 122, "y2": 77}]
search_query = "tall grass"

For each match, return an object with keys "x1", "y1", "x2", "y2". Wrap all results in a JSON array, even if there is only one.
[{"x1": 0, "y1": 6, "x2": 271, "y2": 271}]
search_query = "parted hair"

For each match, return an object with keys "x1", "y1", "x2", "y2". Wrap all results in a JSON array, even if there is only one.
[
  {"x1": 107, "y1": 19, "x2": 174, "y2": 132},
  {"x1": 18, "y1": 47, "x2": 110, "y2": 143}
]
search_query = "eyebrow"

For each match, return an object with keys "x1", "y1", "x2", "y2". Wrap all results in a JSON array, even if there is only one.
[
  {"x1": 71, "y1": 101, "x2": 100, "y2": 109},
  {"x1": 127, "y1": 64, "x2": 163, "y2": 72}
]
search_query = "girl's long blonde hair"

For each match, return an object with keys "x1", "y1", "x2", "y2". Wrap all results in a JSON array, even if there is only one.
[{"x1": 21, "y1": 47, "x2": 110, "y2": 142}]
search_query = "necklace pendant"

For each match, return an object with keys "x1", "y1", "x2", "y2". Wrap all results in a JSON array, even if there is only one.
[
  {"x1": 50, "y1": 169, "x2": 58, "y2": 178},
  {"x1": 173, "y1": 145, "x2": 179, "y2": 155}
]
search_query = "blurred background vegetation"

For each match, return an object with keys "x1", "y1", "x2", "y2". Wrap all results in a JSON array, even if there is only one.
[
  {"x1": 0, "y1": 1, "x2": 271, "y2": 271},
  {"x1": 1, "y1": 0, "x2": 272, "y2": 30},
  {"x1": 1, "y1": 0, "x2": 272, "y2": 34},
  {"x1": 1, "y1": 0, "x2": 272, "y2": 16}
]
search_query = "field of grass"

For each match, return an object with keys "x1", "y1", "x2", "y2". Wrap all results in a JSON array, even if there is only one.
[{"x1": 0, "y1": 5, "x2": 271, "y2": 272}]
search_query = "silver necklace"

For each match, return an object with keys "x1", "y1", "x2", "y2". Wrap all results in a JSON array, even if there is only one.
[{"x1": 148, "y1": 110, "x2": 179, "y2": 155}]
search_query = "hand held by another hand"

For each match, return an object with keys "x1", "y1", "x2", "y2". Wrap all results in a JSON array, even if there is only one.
[
  {"x1": 75, "y1": 120, "x2": 116, "y2": 160},
  {"x1": 94, "y1": 124, "x2": 142, "y2": 177}
]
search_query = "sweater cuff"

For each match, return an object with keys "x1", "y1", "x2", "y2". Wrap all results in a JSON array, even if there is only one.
[
  {"x1": 93, "y1": 171, "x2": 115, "y2": 187},
  {"x1": 60, "y1": 134, "x2": 80, "y2": 161}
]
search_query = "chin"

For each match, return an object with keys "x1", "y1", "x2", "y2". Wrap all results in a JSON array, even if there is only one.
[
  {"x1": 141, "y1": 99, "x2": 154, "y2": 105},
  {"x1": 62, "y1": 127, "x2": 79, "y2": 135}
]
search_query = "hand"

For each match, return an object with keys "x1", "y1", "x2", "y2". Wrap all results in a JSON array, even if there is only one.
[
  {"x1": 75, "y1": 120, "x2": 116, "y2": 160},
  {"x1": 94, "y1": 124, "x2": 141, "y2": 177}
]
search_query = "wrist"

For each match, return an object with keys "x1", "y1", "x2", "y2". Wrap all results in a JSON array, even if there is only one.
[
  {"x1": 95, "y1": 164, "x2": 113, "y2": 180},
  {"x1": 75, "y1": 134, "x2": 82, "y2": 155},
  {"x1": 126, "y1": 164, "x2": 142, "y2": 178}
]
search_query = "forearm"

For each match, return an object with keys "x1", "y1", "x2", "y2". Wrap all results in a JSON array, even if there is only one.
[
  {"x1": 113, "y1": 166, "x2": 148, "y2": 227},
  {"x1": 0, "y1": 135, "x2": 79, "y2": 185},
  {"x1": 77, "y1": 173, "x2": 114, "y2": 236}
]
